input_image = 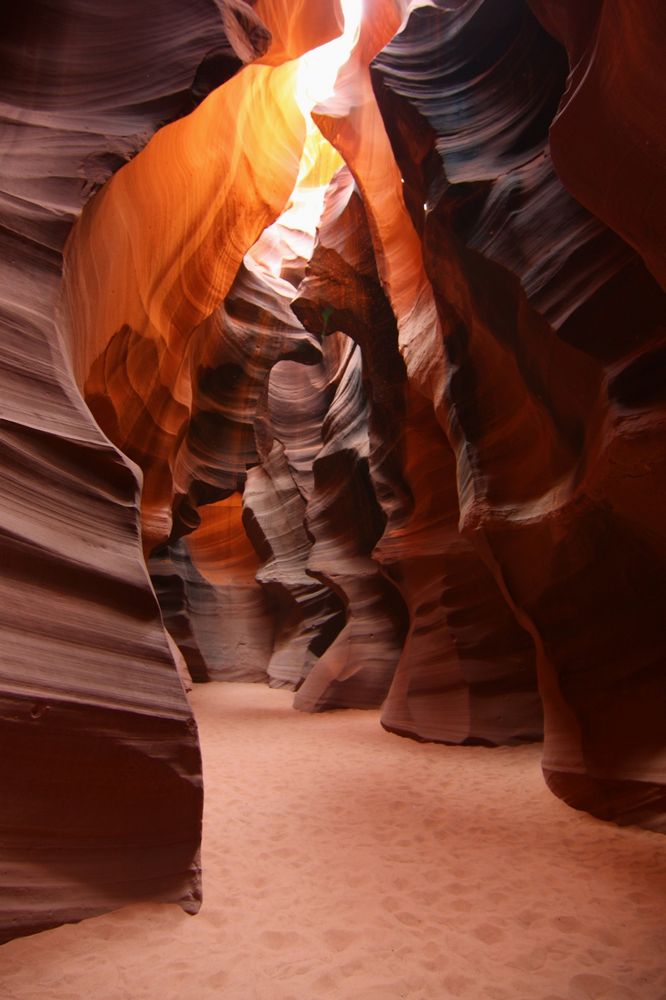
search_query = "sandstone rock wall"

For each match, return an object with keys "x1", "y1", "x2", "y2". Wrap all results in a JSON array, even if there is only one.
[
  {"x1": 0, "y1": 0, "x2": 345, "y2": 943},
  {"x1": 1, "y1": 0, "x2": 663, "y2": 945},
  {"x1": 371, "y1": 0, "x2": 666, "y2": 826},
  {"x1": 0, "y1": 0, "x2": 243, "y2": 944}
]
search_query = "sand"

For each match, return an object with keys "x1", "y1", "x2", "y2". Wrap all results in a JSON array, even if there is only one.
[{"x1": 1, "y1": 681, "x2": 665, "y2": 999}]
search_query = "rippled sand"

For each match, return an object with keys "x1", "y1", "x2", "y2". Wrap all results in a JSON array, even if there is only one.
[{"x1": 2, "y1": 682, "x2": 665, "y2": 1000}]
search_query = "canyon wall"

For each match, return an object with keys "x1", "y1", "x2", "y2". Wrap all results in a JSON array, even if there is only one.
[
  {"x1": 0, "y1": 0, "x2": 236, "y2": 944},
  {"x1": 370, "y1": 0, "x2": 666, "y2": 825},
  {"x1": 0, "y1": 0, "x2": 664, "y2": 943},
  {"x1": 0, "y1": 0, "x2": 344, "y2": 944}
]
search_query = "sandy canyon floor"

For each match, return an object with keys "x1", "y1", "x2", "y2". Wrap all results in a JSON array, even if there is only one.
[{"x1": 2, "y1": 682, "x2": 665, "y2": 1000}]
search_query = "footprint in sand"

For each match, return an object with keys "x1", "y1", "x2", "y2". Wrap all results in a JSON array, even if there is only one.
[
  {"x1": 273, "y1": 961, "x2": 313, "y2": 979},
  {"x1": 442, "y1": 972, "x2": 476, "y2": 997},
  {"x1": 513, "y1": 946, "x2": 549, "y2": 972},
  {"x1": 445, "y1": 881, "x2": 470, "y2": 895},
  {"x1": 206, "y1": 970, "x2": 229, "y2": 988},
  {"x1": 413, "y1": 888, "x2": 439, "y2": 907},
  {"x1": 339, "y1": 957, "x2": 364, "y2": 977},
  {"x1": 568, "y1": 972, "x2": 637, "y2": 999},
  {"x1": 449, "y1": 898, "x2": 473, "y2": 912},
  {"x1": 515, "y1": 907, "x2": 541, "y2": 929},
  {"x1": 394, "y1": 910, "x2": 422, "y2": 928},
  {"x1": 421, "y1": 939, "x2": 441, "y2": 959},
  {"x1": 381, "y1": 894, "x2": 400, "y2": 913},
  {"x1": 311, "y1": 970, "x2": 338, "y2": 994},
  {"x1": 551, "y1": 914, "x2": 582, "y2": 932},
  {"x1": 258, "y1": 929, "x2": 300, "y2": 949},
  {"x1": 472, "y1": 922, "x2": 504, "y2": 944},
  {"x1": 322, "y1": 927, "x2": 356, "y2": 951}
]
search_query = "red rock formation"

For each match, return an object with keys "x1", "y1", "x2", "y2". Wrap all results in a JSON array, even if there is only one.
[
  {"x1": 291, "y1": 331, "x2": 407, "y2": 711},
  {"x1": 147, "y1": 255, "x2": 324, "y2": 685},
  {"x1": 529, "y1": 0, "x2": 666, "y2": 290},
  {"x1": 294, "y1": 169, "x2": 541, "y2": 740},
  {"x1": 244, "y1": 436, "x2": 347, "y2": 691},
  {"x1": 371, "y1": 0, "x2": 666, "y2": 825},
  {"x1": 0, "y1": 0, "x2": 246, "y2": 945},
  {"x1": 1, "y1": 0, "x2": 664, "y2": 949},
  {"x1": 0, "y1": 0, "x2": 347, "y2": 944}
]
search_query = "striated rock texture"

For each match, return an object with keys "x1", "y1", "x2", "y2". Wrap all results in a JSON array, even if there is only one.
[
  {"x1": 1, "y1": 0, "x2": 664, "y2": 947},
  {"x1": 293, "y1": 169, "x2": 541, "y2": 739},
  {"x1": 0, "y1": 0, "x2": 240, "y2": 944},
  {"x1": 0, "y1": 0, "x2": 346, "y2": 944},
  {"x1": 371, "y1": 0, "x2": 666, "y2": 826},
  {"x1": 528, "y1": 0, "x2": 666, "y2": 290}
]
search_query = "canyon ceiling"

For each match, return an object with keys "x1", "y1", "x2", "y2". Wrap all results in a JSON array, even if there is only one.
[{"x1": 0, "y1": 0, "x2": 664, "y2": 944}]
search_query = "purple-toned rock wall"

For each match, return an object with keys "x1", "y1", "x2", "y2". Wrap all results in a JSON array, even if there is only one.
[{"x1": 1, "y1": 0, "x2": 663, "y2": 945}]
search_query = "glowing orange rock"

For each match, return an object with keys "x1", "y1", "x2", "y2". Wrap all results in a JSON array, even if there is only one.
[
  {"x1": 313, "y1": 0, "x2": 445, "y2": 407},
  {"x1": 254, "y1": 0, "x2": 344, "y2": 65},
  {"x1": 294, "y1": 169, "x2": 541, "y2": 739},
  {"x1": 63, "y1": 65, "x2": 305, "y2": 548},
  {"x1": 61, "y1": 1, "x2": 346, "y2": 551}
]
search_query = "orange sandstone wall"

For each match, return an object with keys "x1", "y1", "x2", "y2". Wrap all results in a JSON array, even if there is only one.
[
  {"x1": 0, "y1": 0, "x2": 344, "y2": 944},
  {"x1": 370, "y1": 0, "x2": 666, "y2": 826},
  {"x1": 1, "y1": 0, "x2": 664, "y2": 947}
]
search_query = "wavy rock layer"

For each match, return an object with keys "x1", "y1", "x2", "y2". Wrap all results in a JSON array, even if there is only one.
[
  {"x1": 372, "y1": 0, "x2": 666, "y2": 826},
  {"x1": 529, "y1": 0, "x2": 666, "y2": 290},
  {"x1": 0, "y1": 0, "x2": 250, "y2": 944},
  {"x1": 1, "y1": 0, "x2": 664, "y2": 947},
  {"x1": 0, "y1": 0, "x2": 346, "y2": 944},
  {"x1": 294, "y1": 169, "x2": 541, "y2": 740}
]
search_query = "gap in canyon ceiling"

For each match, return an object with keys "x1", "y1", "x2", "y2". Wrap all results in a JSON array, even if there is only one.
[{"x1": 1, "y1": 0, "x2": 664, "y2": 945}]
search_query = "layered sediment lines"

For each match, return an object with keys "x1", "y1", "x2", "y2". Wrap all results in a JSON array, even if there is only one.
[
  {"x1": 293, "y1": 170, "x2": 541, "y2": 740},
  {"x1": 0, "y1": 0, "x2": 241, "y2": 944},
  {"x1": 1, "y1": 0, "x2": 664, "y2": 947},
  {"x1": 371, "y1": 0, "x2": 666, "y2": 825},
  {"x1": 0, "y1": 0, "x2": 347, "y2": 943},
  {"x1": 529, "y1": 0, "x2": 666, "y2": 290}
]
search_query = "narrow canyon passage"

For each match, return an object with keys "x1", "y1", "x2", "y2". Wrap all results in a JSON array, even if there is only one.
[
  {"x1": 2, "y1": 682, "x2": 664, "y2": 1000},
  {"x1": 3, "y1": 0, "x2": 666, "y2": 947}
]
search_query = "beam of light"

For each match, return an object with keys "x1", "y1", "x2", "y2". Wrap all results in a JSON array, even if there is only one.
[
  {"x1": 295, "y1": 0, "x2": 364, "y2": 118},
  {"x1": 248, "y1": 0, "x2": 364, "y2": 277},
  {"x1": 245, "y1": 125, "x2": 343, "y2": 277}
]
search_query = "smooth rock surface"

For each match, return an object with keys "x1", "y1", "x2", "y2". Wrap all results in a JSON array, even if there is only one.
[
  {"x1": 372, "y1": 0, "x2": 666, "y2": 825},
  {"x1": 1, "y1": 0, "x2": 664, "y2": 949},
  {"x1": 0, "y1": 0, "x2": 240, "y2": 943}
]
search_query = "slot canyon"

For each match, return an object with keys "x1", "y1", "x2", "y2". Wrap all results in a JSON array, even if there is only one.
[{"x1": 1, "y1": 0, "x2": 665, "y2": 996}]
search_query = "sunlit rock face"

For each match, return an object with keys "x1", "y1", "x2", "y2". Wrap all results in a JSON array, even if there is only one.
[
  {"x1": 0, "y1": 0, "x2": 664, "y2": 946},
  {"x1": 293, "y1": 169, "x2": 541, "y2": 740},
  {"x1": 0, "y1": 0, "x2": 346, "y2": 944}
]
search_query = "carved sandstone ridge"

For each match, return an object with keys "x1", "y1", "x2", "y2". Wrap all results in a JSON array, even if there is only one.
[
  {"x1": 0, "y1": 0, "x2": 240, "y2": 944},
  {"x1": 292, "y1": 331, "x2": 408, "y2": 711},
  {"x1": 147, "y1": 183, "x2": 368, "y2": 691},
  {"x1": 294, "y1": 168, "x2": 541, "y2": 740},
  {"x1": 242, "y1": 230, "x2": 406, "y2": 707},
  {"x1": 372, "y1": 0, "x2": 666, "y2": 826},
  {"x1": 528, "y1": 0, "x2": 666, "y2": 291},
  {"x1": 139, "y1": 1, "x2": 418, "y2": 706},
  {"x1": 1, "y1": 0, "x2": 664, "y2": 949},
  {"x1": 0, "y1": 0, "x2": 346, "y2": 944},
  {"x1": 60, "y1": 0, "x2": 344, "y2": 552}
]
